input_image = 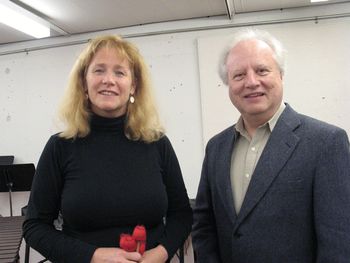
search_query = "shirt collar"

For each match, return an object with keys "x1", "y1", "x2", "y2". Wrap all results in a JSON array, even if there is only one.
[{"x1": 235, "y1": 102, "x2": 286, "y2": 135}]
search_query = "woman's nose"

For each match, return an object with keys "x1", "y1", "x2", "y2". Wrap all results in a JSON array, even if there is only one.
[{"x1": 102, "y1": 71, "x2": 115, "y2": 84}]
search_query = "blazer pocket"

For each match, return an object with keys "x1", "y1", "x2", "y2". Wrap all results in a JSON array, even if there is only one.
[{"x1": 273, "y1": 178, "x2": 306, "y2": 193}]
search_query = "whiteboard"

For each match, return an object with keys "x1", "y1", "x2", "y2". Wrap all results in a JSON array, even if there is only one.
[{"x1": 198, "y1": 19, "x2": 350, "y2": 146}]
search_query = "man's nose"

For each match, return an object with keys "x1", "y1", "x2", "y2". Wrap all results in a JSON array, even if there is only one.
[{"x1": 245, "y1": 71, "x2": 259, "y2": 88}]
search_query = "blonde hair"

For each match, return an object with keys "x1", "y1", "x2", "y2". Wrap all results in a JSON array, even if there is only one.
[{"x1": 58, "y1": 35, "x2": 164, "y2": 142}]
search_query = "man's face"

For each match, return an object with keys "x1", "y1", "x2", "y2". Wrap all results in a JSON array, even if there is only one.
[{"x1": 226, "y1": 39, "x2": 283, "y2": 124}]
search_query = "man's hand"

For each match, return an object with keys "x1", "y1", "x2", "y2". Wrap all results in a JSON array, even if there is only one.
[{"x1": 140, "y1": 245, "x2": 168, "y2": 263}]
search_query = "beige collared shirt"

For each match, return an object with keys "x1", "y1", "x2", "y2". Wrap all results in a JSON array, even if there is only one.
[{"x1": 230, "y1": 103, "x2": 286, "y2": 214}]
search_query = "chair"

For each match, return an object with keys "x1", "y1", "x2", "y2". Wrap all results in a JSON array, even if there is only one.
[{"x1": 0, "y1": 163, "x2": 35, "y2": 263}]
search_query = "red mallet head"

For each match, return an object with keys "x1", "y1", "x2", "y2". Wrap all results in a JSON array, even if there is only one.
[
  {"x1": 132, "y1": 225, "x2": 146, "y2": 242},
  {"x1": 119, "y1": 234, "x2": 137, "y2": 252}
]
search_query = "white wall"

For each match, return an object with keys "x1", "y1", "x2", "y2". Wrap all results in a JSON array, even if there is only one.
[{"x1": 1, "y1": 2, "x2": 350, "y2": 262}]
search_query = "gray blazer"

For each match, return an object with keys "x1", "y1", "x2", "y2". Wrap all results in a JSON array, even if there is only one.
[{"x1": 192, "y1": 104, "x2": 350, "y2": 263}]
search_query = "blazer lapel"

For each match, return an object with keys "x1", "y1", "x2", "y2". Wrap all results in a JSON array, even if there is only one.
[
  {"x1": 233, "y1": 105, "x2": 301, "y2": 232},
  {"x1": 216, "y1": 128, "x2": 238, "y2": 224}
]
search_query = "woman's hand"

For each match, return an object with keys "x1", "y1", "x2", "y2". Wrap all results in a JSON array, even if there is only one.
[
  {"x1": 91, "y1": 247, "x2": 142, "y2": 263},
  {"x1": 140, "y1": 245, "x2": 168, "y2": 263}
]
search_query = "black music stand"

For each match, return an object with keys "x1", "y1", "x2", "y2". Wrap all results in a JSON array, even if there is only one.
[
  {"x1": 0, "y1": 164, "x2": 35, "y2": 217},
  {"x1": 0, "y1": 155, "x2": 14, "y2": 165}
]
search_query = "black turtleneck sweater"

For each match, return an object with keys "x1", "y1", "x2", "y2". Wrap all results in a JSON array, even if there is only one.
[{"x1": 23, "y1": 115, "x2": 193, "y2": 263}]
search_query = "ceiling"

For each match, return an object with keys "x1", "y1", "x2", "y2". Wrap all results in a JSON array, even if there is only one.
[{"x1": 0, "y1": 0, "x2": 348, "y2": 45}]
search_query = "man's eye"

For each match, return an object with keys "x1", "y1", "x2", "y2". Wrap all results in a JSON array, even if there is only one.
[
  {"x1": 258, "y1": 68, "x2": 269, "y2": 75},
  {"x1": 233, "y1": 73, "x2": 244, "y2": 80}
]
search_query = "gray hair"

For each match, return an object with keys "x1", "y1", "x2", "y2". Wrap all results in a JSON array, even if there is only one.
[{"x1": 218, "y1": 28, "x2": 287, "y2": 85}]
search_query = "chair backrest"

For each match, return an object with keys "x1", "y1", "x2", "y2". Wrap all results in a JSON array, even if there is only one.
[
  {"x1": 0, "y1": 155, "x2": 14, "y2": 165},
  {"x1": 0, "y1": 164, "x2": 35, "y2": 192}
]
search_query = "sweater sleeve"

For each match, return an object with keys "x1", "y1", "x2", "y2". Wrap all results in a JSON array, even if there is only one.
[
  {"x1": 23, "y1": 135, "x2": 98, "y2": 263},
  {"x1": 156, "y1": 136, "x2": 193, "y2": 259}
]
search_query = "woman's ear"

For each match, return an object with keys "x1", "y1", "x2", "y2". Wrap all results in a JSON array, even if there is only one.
[
  {"x1": 132, "y1": 76, "x2": 138, "y2": 93},
  {"x1": 84, "y1": 88, "x2": 89, "y2": 99},
  {"x1": 131, "y1": 83, "x2": 136, "y2": 95}
]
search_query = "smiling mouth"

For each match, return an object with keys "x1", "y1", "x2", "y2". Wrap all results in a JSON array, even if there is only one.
[
  {"x1": 244, "y1": 92, "x2": 264, "y2": 98},
  {"x1": 99, "y1": 90, "x2": 118, "y2": 96}
]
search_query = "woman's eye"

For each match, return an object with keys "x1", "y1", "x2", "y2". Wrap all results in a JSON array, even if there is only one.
[
  {"x1": 115, "y1": 71, "x2": 125, "y2": 76},
  {"x1": 94, "y1": 69, "x2": 104, "y2": 73}
]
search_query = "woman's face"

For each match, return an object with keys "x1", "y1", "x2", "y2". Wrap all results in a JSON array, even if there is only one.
[{"x1": 85, "y1": 47, "x2": 135, "y2": 118}]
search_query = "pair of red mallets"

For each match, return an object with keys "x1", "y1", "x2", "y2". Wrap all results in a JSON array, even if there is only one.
[{"x1": 120, "y1": 225, "x2": 147, "y2": 255}]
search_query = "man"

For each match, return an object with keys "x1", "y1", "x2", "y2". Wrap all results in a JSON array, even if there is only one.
[{"x1": 192, "y1": 28, "x2": 350, "y2": 263}]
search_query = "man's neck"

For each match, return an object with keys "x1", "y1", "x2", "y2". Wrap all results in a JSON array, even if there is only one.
[
  {"x1": 242, "y1": 116, "x2": 269, "y2": 138},
  {"x1": 241, "y1": 104, "x2": 283, "y2": 137}
]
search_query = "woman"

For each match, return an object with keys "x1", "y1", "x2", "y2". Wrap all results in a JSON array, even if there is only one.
[{"x1": 23, "y1": 35, "x2": 193, "y2": 263}]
